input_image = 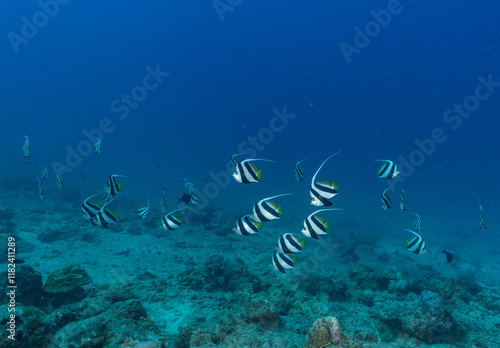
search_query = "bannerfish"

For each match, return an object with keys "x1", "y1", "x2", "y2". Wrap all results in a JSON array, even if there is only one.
[
  {"x1": 181, "y1": 178, "x2": 194, "y2": 194},
  {"x1": 92, "y1": 136, "x2": 102, "y2": 154},
  {"x1": 404, "y1": 229, "x2": 427, "y2": 254},
  {"x1": 138, "y1": 196, "x2": 149, "y2": 219},
  {"x1": 409, "y1": 211, "x2": 422, "y2": 231},
  {"x1": 374, "y1": 159, "x2": 399, "y2": 180},
  {"x1": 178, "y1": 192, "x2": 198, "y2": 207},
  {"x1": 442, "y1": 250, "x2": 453, "y2": 264},
  {"x1": 82, "y1": 191, "x2": 104, "y2": 225},
  {"x1": 56, "y1": 167, "x2": 65, "y2": 189},
  {"x1": 96, "y1": 201, "x2": 119, "y2": 228},
  {"x1": 381, "y1": 188, "x2": 391, "y2": 210},
  {"x1": 232, "y1": 155, "x2": 275, "y2": 184},
  {"x1": 233, "y1": 214, "x2": 263, "y2": 235},
  {"x1": 294, "y1": 158, "x2": 309, "y2": 181},
  {"x1": 272, "y1": 251, "x2": 296, "y2": 274},
  {"x1": 479, "y1": 197, "x2": 487, "y2": 230},
  {"x1": 161, "y1": 207, "x2": 188, "y2": 231},
  {"x1": 277, "y1": 233, "x2": 305, "y2": 254},
  {"x1": 252, "y1": 193, "x2": 293, "y2": 222},
  {"x1": 39, "y1": 166, "x2": 49, "y2": 180},
  {"x1": 22, "y1": 135, "x2": 30, "y2": 158},
  {"x1": 189, "y1": 193, "x2": 199, "y2": 206},
  {"x1": 36, "y1": 177, "x2": 45, "y2": 201},
  {"x1": 302, "y1": 208, "x2": 342, "y2": 239},
  {"x1": 399, "y1": 190, "x2": 407, "y2": 211},
  {"x1": 105, "y1": 174, "x2": 127, "y2": 198},
  {"x1": 310, "y1": 152, "x2": 341, "y2": 207}
]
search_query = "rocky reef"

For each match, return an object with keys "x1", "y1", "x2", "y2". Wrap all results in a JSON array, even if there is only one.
[{"x1": 2, "y1": 256, "x2": 500, "y2": 348}]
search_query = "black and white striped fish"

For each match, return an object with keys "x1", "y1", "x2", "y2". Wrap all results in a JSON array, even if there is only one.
[
  {"x1": 272, "y1": 251, "x2": 296, "y2": 274},
  {"x1": 22, "y1": 135, "x2": 30, "y2": 158},
  {"x1": 161, "y1": 207, "x2": 187, "y2": 231},
  {"x1": 381, "y1": 188, "x2": 391, "y2": 210},
  {"x1": 105, "y1": 174, "x2": 127, "y2": 198},
  {"x1": 232, "y1": 156, "x2": 275, "y2": 184},
  {"x1": 479, "y1": 197, "x2": 487, "y2": 230},
  {"x1": 294, "y1": 158, "x2": 308, "y2": 181},
  {"x1": 374, "y1": 159, "x2": 399, "y2": 180},
  {"x1": 302, "y1": 208, "x2": 341, "y2": 239},
  {"x1": 92, "y1": 136, "x2": 102, "y2": 154},
  {"x1": 233, "y1": 214, "x2": 263, "y2": 235},
  {"x1": 36, "y1": 177, "x2": 45, "y2": 201},
  {"x1": 399, "y1": 190, "x2": 407, "y2": 211},
  {"x1": 56, "y1": 168, "x2": 65, "y2": 189},
  {"x1": 277, "y1": 233, "x2": 305, "y2": 254},
  {"x1": 82, "y1": 192, "x2": 104, "y2": 225},
  {"x1": 252, "y1": 193, "x2": 293, "y2": 222},
  {"x1": 96, "y1": 201, "x2": 119, "y2": 228},
  {"x1": 137, "y1": 197, "x2": 149, "y2": 219},
  {"x1": 189, "y1": 193, "x2": 199, "y2": 207},
  {"x1": 409, "y1": 211, "x2": 422, "y2": 231},
  {"x1": 404, "y1": 229, "x2": 427, "y2": 254},
  {"x1": 310, "y1": 152, "x2": 341, "y2": 206},
  {"x1": 39, "y1": 166, "x2": 49, "y2": 180}
]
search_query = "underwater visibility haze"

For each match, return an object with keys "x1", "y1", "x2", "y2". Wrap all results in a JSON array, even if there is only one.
[{"x1": 1, "y1": 1, "x2": 500, "y2": 347}]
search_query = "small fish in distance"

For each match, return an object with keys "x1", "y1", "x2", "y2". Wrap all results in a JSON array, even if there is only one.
[
  {"x1": 22, "y1": 135, "x2": 30, "y2": 158},
  {"x1": 399, "y1": 190, "x2": 407, "y2": 211},
  {"x1": 381, "y1": 188, "x2": 391, "y2": 210},
  {"x1": 442, "y1": 250, "x2": 453, "y2": 264},
  {"x1": 294, "y1": 158, "x2": 309, "y2": 181},
  {"x1": 374, "y1": 159, "x2": 399, "y2": 180}
]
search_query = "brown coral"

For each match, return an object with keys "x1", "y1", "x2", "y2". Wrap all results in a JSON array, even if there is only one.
[
  {"x1": 303, "y1": 316, "x2": 342, "y2": 348},
  {"x1": 43, "y1": 263, "x2": 92, "y2": 294}
]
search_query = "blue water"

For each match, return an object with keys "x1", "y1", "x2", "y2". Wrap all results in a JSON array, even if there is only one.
[{"x1": 2, "y1": 1, "x2": 500, "y2": 246}]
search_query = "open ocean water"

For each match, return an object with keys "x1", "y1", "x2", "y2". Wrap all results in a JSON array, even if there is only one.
[{"x1": 1, "y1": 1, "x2": 500, "y2": 347}]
